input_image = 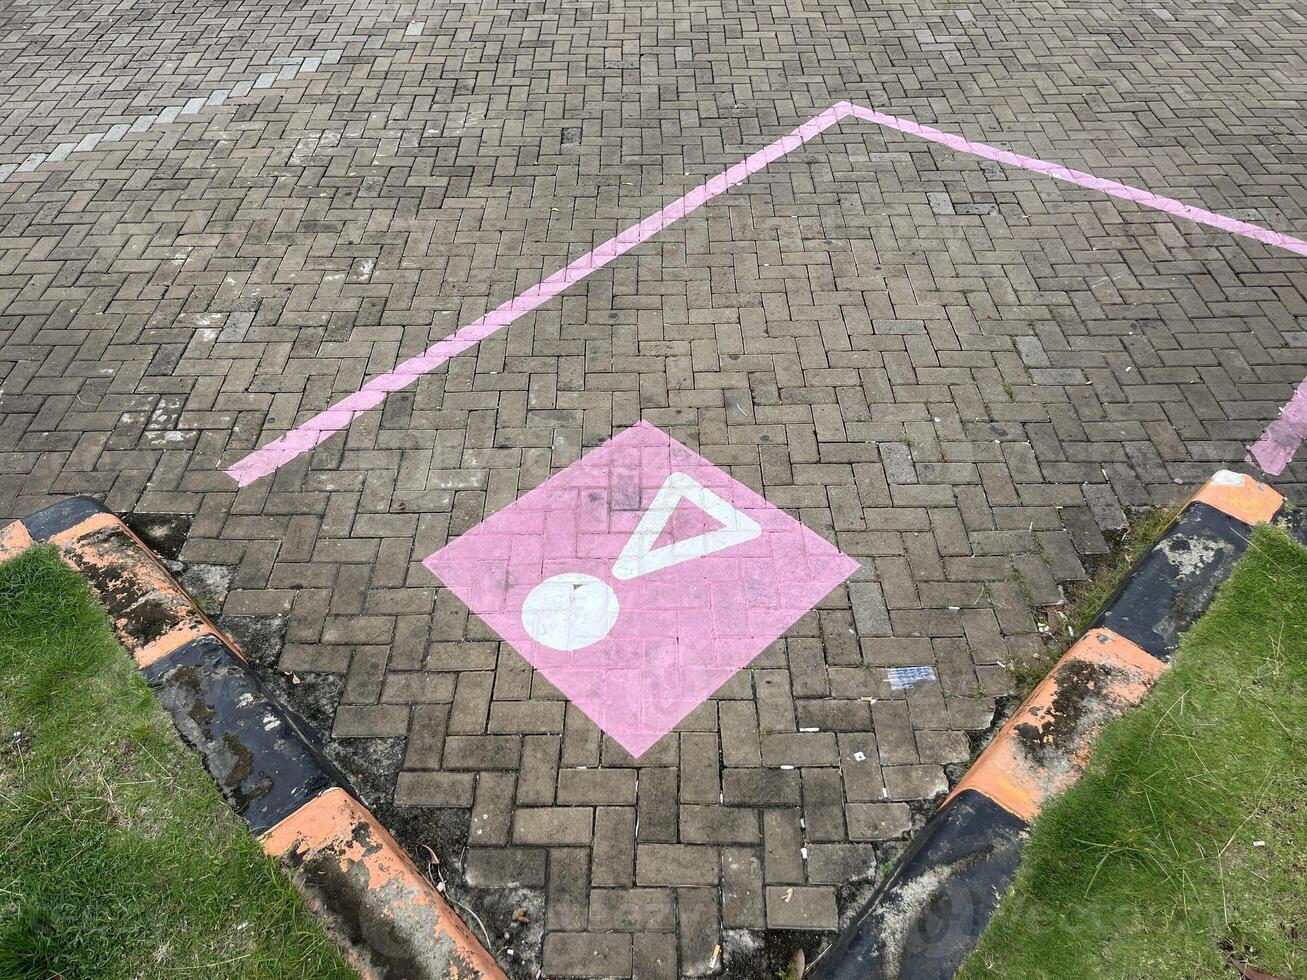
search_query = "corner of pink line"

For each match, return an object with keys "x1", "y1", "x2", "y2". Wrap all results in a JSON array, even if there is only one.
[{"x1": 843, "y1": 103, "x2": 882, "y2": 121}]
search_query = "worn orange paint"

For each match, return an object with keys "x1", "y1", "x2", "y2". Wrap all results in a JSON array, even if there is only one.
[
  {"x1": 1191, "y1": 470, "x2": 1283, "y2": 526},
  {"x1": 945, "y1": 629, "x2": 1167, "y2": 822},
  {"x1": 0, "y1": 520, "x2": 32, "y2": 561},
  {"x1": 261, "y1": 788, "x2": 507, "y2": 980},
  {"x1": 134, "y1": 624, "x2": 224, "y2": 668},
  {"x1": 47, "y1": 511, "x2": 120, "y2": 545},
  {"x1": 50, "y1": 513, "x2": 244, "y2": 666}
]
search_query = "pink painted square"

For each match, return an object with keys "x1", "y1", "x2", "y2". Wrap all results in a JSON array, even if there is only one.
[{"x1": 423, "y1": 421, "x2": 860, "y2": 757}]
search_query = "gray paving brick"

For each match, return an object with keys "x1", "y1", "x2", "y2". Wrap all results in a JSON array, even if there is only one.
[
  {"x1": 636, "y1": 767, "x2": 679, "y2": 843},
  {"x1": 469, "y1": 772, "x2": 516, "y2": 847},
  {"x1": 332, "y1": 703, "x2": 409, "y2": 738},
  {"x1": 680, "y1": 805, "x2": 761, "y2": 845},
  {"x1": 547, "y1": 848, "x2": 591, "y2": 931},
  {"x1": 464, "y1": 848, "x2": 549, "y2": 888},
  {"x1": 513, "y1": 808, "x2": 593, "y2": 846},
  {"x1": 591, "y1": 806, "x2": 636, "y2": 887},
  {"x1": 443, "y1": 734, "x2": 521, "y2": 770},
  {"x1": 557, "y1": 768, "x2": 637, "y2": 805},
  {"x1": 722, "y1": 768, "x2": 801, "y2": 806},
  {"x1": 761, "y1": 732, "x2": 839, "y2": 767},
  {"x1": 542, "y1": 932, "x2": 631, "y2": 978},
  {"x1": 589, "y1": 888, "x2": 676, "y2": 931},
  {"x1": 678, "y1": 887, "x2": 722, "y2": 976},
  {"x1": 721, "y1": 847, "x2": 766, "y2": 929},
  {"x1": 884, "y1": 764, "x2": 949, "y2": 801},
  {"x1": 635, "y1": 845, "x2": 718, "y2": 887},
  {"x1": 632, "y1": 932, "x2": 678, "y2": 980},
  {"x1": 765, "y1": 886, "x2": 839, "y2": 931},
  {"x1": 762, "y1": 810, "x2": 805, "y2": 884},
  {"x1": 805, "y1": 843, "x2": 879, "y2": 885},
  {"x1": 801, "y1": 767, "x2": 847, "y2": 842},
  {"x1": 516, "y1": 734, "x2": 561, "y2": 806},
  {"x1": 678, "y1": 732, "x2": 721, "y2": 803},
  {"x1": 394, "y1": 771, "x2": 476, "y2": 808}
]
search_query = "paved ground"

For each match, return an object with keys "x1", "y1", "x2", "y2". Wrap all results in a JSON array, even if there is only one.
[{"x1": 3, "y1": 0, "x2": 1307, "y2": 975}]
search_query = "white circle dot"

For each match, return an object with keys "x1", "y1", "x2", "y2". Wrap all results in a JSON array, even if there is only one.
[{"x1": 520, "y1": 573, "x2": 620, "y2": 651}]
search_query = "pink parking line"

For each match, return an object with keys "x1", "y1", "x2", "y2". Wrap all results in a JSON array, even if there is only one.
[
  {"x1": 1248, "y1": 377, "x2": 1307, "y2": 476},
  {"x1": 842, "y1": 104, "x2": 1307, "y2": 258},
  {"x1": 225, "y1": 103, "x2": 853, "y2": 486},
  {"x1": 227, "y1": 102, "x2": 1307, "y2": 486}
]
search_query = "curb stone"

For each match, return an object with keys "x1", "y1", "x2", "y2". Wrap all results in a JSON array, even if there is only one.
[
  {"x1": 806, "y1": 469, "x2": 1287, "y2": 980},
  {"x1": 1, "y1": 496, "x2": 506, "y2": 980}
]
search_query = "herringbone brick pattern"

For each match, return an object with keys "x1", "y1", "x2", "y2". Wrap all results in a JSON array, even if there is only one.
[{"x1": 2, "y1": 0, "x2": 1306, "y2": 975}]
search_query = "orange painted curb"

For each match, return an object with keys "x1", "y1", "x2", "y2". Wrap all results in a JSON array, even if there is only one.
[
  {"x1": 1191, "y1": 469, "x2": 1283, "y2": 527},
  {"x1": 945, "y1": 629, "x2": 1167, "y2": 822},
  {"x1": 47, "y1": 510, "x2": 120, "y2": 546},
  {"x1": 261, "y1": 788, "x2": 507, "y2": 980},
  {"x1": 49, "y1": 512, "x2": 242, "y2": 667},
  {"x1": 133, "y1": 624, "x2": 225, "y2": 669},
  {"x1": 0, "y1": 520, "x2": 32, "y2": 562}
]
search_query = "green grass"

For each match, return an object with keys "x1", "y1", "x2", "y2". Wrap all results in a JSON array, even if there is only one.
[
  {"x1": 0, "y1": 546, "x2": 356, "y2": 980},
  {"x1": 960, "y1": 524, "x2": 1307, "y2": 980}
]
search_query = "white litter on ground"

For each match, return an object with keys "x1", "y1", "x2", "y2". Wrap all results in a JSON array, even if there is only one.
[{"x1": 886, "y1": 666, "x2": 936, "y2": 690}]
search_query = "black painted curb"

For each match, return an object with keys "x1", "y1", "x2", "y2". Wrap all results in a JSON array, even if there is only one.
[
  {"x1": 143, "y1": 634, "x2": 351, "y2": 835},
  {"x1": 806, "y1": 471, "x2": 1289, "y2": 980},
  {"x1": 15, "y1": 496, "x2": 350, "y2": 825},
  {"x1": 19, "y1": 493, "x2": 109, "y2": 541},
  {"x1": 1089, "y1": 500, "x2": 1252, "y2": 660},
  {"x1": 813, "y1": 790, "x2": 1026, "y2": 980}
]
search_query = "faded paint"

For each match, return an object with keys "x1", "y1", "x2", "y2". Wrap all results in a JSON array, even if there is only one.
[
  {"x1": 47, "y1": 510, "x2": 120, "y2": 545},
  {"x1": 261, "y1": 788, "x2": 508, "y2": 980},
  {"x1": 0, "y1": 520, "x2": 32, "y2": 561},
  {"x1": 842, "y1": 103, "x2": 1307, "y2": 256},
  {"x1": 886, "y1": 666, "x2": 936, "y2": 690},
  {"x1": 1155, "y1": 533, "x2": 1224, "y2": 579},
  {"x1": 1249, "y1": 376, "x2": 1307, "y2": 477},
  {"x1": 0, "y1": 50, "x2": 347, "y2": 187},
  {"x1": 51, "y1": 513, "x2": 230, "y2": 667},
  {"x1": 944, "y1": 629, "x2": 1166, "y2": 821}
]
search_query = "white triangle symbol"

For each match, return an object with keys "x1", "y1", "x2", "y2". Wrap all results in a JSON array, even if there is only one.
[{"x1": 611, "y1": 471, "x2": 762, "y2": 581}]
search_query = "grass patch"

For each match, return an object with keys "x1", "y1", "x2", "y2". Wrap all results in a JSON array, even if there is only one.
[
  {"x1": 959, "y1": 524, "x2": 1307, "y2": 980},
  {"x1": 0, "y1": 546, "x2": 356, "y2": 980}
]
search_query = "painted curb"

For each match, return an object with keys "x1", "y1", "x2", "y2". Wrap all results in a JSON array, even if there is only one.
[
  {"x1": 807, "y1": 470, "x2": 1286, "y2": 980},
  {"x1": 142, "y1": 633, "x2": 349, "y2": 836},
  {"x1": 2, "y1": 496, "x2": 506, "y2": 980},
  {"x1": 263, "y1": 788, "x2": 505, "y2": 980}
]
